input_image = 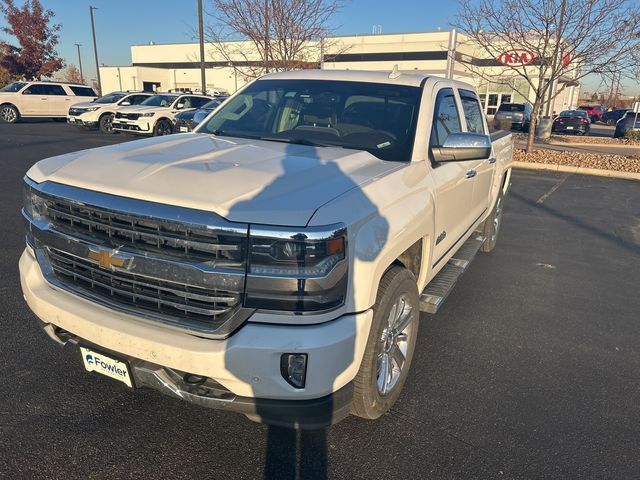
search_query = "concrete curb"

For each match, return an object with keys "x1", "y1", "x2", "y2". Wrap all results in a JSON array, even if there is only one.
[
  {"x1": 512, "y1": 161, "x2": 640, "y2": 181},
  {"x1": 548, "y1": 140, "x2": 640, "y2": 150}
]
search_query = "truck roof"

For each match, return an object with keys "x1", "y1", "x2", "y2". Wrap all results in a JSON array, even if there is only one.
[{"x1": 260, "y1": 69, "x2": 431, "y2": 87}]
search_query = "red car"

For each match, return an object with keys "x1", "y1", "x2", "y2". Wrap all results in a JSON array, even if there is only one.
[{"x1": 578, "y1": 104, "x2": 604, "y2": 123}]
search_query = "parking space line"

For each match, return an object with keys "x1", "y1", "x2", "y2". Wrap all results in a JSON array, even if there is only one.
[{"x1": 536, "y1": 174, "x2": 571, "y2": 204}]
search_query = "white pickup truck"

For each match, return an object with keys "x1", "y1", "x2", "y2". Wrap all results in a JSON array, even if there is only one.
[{"x1": 20, "y1": 70, "x2": 512, "y2": 428}]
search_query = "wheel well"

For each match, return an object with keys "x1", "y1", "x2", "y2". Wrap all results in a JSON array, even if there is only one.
[
  {"x1": 0, "y1": 102, "x2": 19, "y2": 112},
  {"x1": 391, "y1": 239, "x2": 422, "y2": 281}
]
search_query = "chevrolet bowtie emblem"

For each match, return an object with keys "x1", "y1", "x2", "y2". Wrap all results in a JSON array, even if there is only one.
[{"x1": 88, "y1": 248, "x2": 127, "y2": 269}]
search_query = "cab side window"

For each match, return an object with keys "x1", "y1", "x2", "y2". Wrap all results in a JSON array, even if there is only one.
[
  {"x1": 23, "y1": 84, "x2": 48, "y2": 95},
  {"x1": 190, "y1": 97, "x2": 210, "y2": 108},
  {"x1": 430, "y1": 87, "x2": 462, "y2": 147},
  {"x1": 459, "y1": 89, "x2": 486, "y2": 135},
  {"x1": 47, "y1": 85, "x2": 67, "y2": 96},
  {"x1": 129, "y1": 95, "x2": 148, "y2": 105}
]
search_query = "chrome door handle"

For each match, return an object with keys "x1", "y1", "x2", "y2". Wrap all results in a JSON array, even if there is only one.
[
  {"x1": 466, "y1": 170, "x2": 477, "y2": 178},
  {"x1": 487, "y1": 157, "x2": 497, "y2": 164}
]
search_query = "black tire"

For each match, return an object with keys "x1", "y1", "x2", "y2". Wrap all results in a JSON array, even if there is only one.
[
  {"x1": 153, "y1": 119, "x2": 173, "y2": 136},
  {"x1": 0, "y1": 104, "x2": 19, "y2": 123},
  {"x1": 99, "y1": 113, "x2": 115, "y2": 134},
  {"x1": 480, "y1": 184, "x2": 505, "y2": 253},
  {"x1": 351, "y1": 266, "x2": 419, "y2": 420}
]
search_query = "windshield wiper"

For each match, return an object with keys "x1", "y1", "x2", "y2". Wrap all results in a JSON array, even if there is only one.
[{"x1": 211, "y1": 130, "x2": 263, "y2": 140}]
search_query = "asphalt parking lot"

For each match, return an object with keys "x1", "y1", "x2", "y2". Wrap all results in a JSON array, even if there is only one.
[{"x1": 1, "y1": 122, "x2": 639, "y2": 479}]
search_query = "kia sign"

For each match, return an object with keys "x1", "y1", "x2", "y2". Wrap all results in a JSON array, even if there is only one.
[{"x1": 498, "y1": 49, "x2": 535, "y2": 67}]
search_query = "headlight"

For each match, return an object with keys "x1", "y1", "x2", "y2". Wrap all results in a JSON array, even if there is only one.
[
  {"x1": 85, "y1": 106, "x2": 100, "y2": 112},
  {"x1": 141, "y1": 112, "x2": 155, "y2": 117},
  {"x1": 245, "y1": 224, "x2": 347, "y2": 312},
  {"x1": 23, "y1": 182, "x2": 47, "y2": 221}
]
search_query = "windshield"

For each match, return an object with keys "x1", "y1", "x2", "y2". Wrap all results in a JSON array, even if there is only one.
[
  {"x1": 559, "y1": 110, "x2": 588, "y2": 117},
  {"x1": 94, "y1": 93, "x2": 126, "y2": 104},
  {"x1": 498, "y1": 103, "x2": 525, "y2": 112},
  {"x1": 198, "y1": 79, "x2": 422, "y2": 161},
  {"x1": 0, "y1": 82, "x2": 26, "y2": 92},
  {"x1": 140, "y1": 94, "x2": 178, "y2": 107}
]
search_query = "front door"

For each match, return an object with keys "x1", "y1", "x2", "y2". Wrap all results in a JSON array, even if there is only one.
[{"x1": 428, "y1": 86, "x2": 477, "y2": 267}]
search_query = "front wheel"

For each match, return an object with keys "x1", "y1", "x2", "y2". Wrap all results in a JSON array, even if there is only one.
[
  {"x1": 99, "y1": 113, "x2": 115, "y2": 134},
  {"x1": 351, "y1": 266, "x2": 419, "y2": 420},
  {"x1": 153, "y1": 119, "x2": 173, "y2": 136},
  {"x1": 0, "y1": 104, "x2": 19, "y2": 123},
  {"x1": 480, "y1": 185, "x2": 505, "y2": 253}
]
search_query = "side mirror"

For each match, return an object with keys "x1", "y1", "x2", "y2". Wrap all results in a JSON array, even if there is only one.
[
  {"x1": 176, "y1": 102, "x2": 185, "y2": 109},
  {"x1": 431, "y1": 132, "x2": 491, "y2": 162},
  {"x1": 120, "y1": 100, "x2": 131, "y2": 106}
]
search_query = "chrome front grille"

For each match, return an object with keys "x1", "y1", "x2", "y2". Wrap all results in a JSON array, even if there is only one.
[
  {"x1": 41, "y1": 194, "x2": 245, "y2": 266},
  {"x1": 115, "y1": 112, "x2": 141, "y2": 120},
  {"x1": 24, "y1": 178, "x2": 253, "y2": 338},
  {"x1": 47, "y1": 248, "x2": 239, "y2": 323},
  {"x1": 68, "y1": 108, "x2": 86, "y2": 116}
]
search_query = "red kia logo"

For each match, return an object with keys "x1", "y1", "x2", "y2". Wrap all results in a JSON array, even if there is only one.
[{"x1": 498, "y1": 49, "x2": 535, "y2": 67}]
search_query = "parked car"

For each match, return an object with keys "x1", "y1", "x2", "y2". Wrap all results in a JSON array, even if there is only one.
[
  {"x1": 603, "y1": 108, "x2": 633, "y2": 126},
  {"x1": 552, "y1": 110, "x2": 591, "y2": 135},
  {"x1": 492, "y1": 102, "x2": 532, "y2": 131},
  {"x1": 173, "y1": 97, "x2": 225, "y2": 133},
  {"x1": 577, "y1": 104, "x2": 604, "y2": 123},
  {"x1": 20, "y1": 70, "x2": 513, "y2": 428},
  {"x1": 0, "y1": 81, "x2": 97, "y2": 123},
  {"x1": 67, "y1": 91, "x2": 154, "y2": 133},
  {"x1": 613, "y1": 110, "x2": 640, "y2": 138},
  {"x1": 111, "y1": 93, "x2": 212, "y2": 136}
]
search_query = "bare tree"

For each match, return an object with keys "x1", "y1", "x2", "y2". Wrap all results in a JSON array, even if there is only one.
[
  {"x1": 205, "y1": 0, "x2": 343, "y2": 81},
  {"x1": 453, "y1": 0, "x2": 640, "y2": 152},
  {"x1": 59, "y1": 64, "x2": 82, "y2": 84}
]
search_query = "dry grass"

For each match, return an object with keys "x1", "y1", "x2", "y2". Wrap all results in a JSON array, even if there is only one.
[{"x1": 514, "y1": 149, "x2": 640, "y2": 173}]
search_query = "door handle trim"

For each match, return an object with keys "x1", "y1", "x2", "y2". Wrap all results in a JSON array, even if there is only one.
[{"x1": 466, "y1": 170, "x2": 477, "y2": 178}]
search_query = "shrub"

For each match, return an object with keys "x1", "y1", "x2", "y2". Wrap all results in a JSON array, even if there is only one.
[{"x1": 624, "y1": 130, "x2": 640, "y2": 142}]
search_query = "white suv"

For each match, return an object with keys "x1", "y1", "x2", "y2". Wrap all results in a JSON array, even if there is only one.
[
  {"x1": 0, "y1": 81, "x2": 97, "y2": 123},
  {"x1": 67, "y1": 91, "x2": 154, "y2": 133},
  {"x1": 112, "y1": 93, "x2": 212, "y2": 136}
]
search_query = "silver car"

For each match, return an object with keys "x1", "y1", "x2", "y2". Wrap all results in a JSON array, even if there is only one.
[{"x1": 493, "y1": 102, "x2": 533, "y2": 131}]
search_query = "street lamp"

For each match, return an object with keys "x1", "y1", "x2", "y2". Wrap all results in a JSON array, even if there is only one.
[
  {"x1": 74, "y1": 43, "x2": 84, "y2": 84},
  {"x1": 89, "y1": 6, "x2": 102, "y2": 94}
]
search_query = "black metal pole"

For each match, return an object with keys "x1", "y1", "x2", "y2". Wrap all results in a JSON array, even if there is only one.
[
  {"x1": 74, "y1": 43, "x2": 84, "y2": 83},
  {"x1": 198, "y1": 0, "x2": 207, "y2": 94},
  {"x1": 89, "y1": 6, "x2": 102, "y2": 94}
]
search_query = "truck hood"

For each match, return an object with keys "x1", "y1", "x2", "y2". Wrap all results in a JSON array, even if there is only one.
[
  {"x1": 69, "y1": 101, "x2": 103, "y2": 109},
  {"x1": 27, "y1": 134, "x2": 403, "y2": 226}
]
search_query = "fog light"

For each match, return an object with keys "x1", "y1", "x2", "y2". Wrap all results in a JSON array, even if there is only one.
[{"x1": 281, "y1": 353, "x2": 308, "y2": 389}]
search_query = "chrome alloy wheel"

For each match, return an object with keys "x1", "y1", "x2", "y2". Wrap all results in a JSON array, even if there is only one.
[
  {"x1": 377, "y1": 294, "x2": 414, "y2": 395},
  {"x1": 1, "y1": 106, "x2": 17, "y2": 123}
]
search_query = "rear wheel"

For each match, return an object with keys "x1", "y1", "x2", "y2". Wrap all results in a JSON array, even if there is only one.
[
  {"x1": 153, "y1": 119, "x2": 173, "y2": 136},
  {"x1": 480, "y1": 185, "x2": 505, "y2": 253},
  {"x1": 0, "y1": 104, "x2": 19, "y2": 123},
  {"x1": 351, "y1": 267, "x2": 419, "y2": 420},
  {"x1": 99, "y1": 113, "x2": 114, "y2": 134}
]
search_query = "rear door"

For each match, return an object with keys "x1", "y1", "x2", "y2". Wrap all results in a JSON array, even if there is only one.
[
  {"x1": 458, "y1": 88, "x2": 494, "y2": 218},
  {"x1": 428, "y1": 85, "x2": 477, "y2": 266},
  {"x1": 46, "y1": 84, "x2": 72, "y2": 116}
]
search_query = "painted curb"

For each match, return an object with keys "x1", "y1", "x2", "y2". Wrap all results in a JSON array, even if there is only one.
[{"x1": 512, "y1": 161, "x2": 640, "y2": 181}]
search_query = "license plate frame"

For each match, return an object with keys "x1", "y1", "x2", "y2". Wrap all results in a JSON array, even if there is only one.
[{"x1": 80, "y1": 346, "x2": 134, "y2": 388}]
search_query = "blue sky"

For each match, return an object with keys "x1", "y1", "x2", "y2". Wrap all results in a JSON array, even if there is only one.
[{"x1": 0, "y1": 0, "x2": 634, "y2": 95}]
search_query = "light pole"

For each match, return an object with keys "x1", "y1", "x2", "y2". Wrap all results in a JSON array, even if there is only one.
[
  {"x1": 198, "y1": 0, "x2": 206, "y2": 94},
  {"x1": 89, "y1": 6, "x2": 102, "y2": 94},
  {"x1": 74, "y1": 43, "x2": 84, "y2": 83}
]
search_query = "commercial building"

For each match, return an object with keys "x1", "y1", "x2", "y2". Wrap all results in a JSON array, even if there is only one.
[{"x1": 99, "y1": 30, "x2": 580, "y2": 115}]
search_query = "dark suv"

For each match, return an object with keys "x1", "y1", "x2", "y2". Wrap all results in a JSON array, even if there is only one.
[
  {"x1": 492, "y1": 102, "x2": 533, "y2": 131},
  {"x1": 578, "y1": 104, "x2": 604, "y2": 123},
  {"x1": 614, "y1": 111, "x2": 640, "y2": 138}
]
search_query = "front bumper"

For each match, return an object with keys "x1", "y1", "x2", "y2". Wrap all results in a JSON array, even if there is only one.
[
  {"x1": 67, "y1": 116, "x2": 98, "y2": 127},
  {"x1": 112, "y1": 119, "x2": 152, "y2": 134},
  {"x1": 19, "y1": 248, "x2": 372, "y2": 424}
]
